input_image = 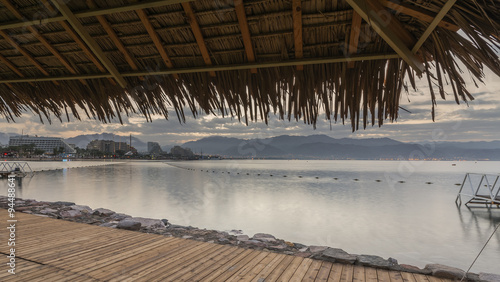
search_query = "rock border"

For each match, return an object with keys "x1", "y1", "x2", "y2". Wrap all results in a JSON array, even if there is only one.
[{"x1": 1, "y1": 196, "x2": 498, "y2": 282}]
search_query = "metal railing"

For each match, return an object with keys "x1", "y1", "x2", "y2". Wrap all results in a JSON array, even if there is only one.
[
  {"x1": 0, "y1": 162, "x2": 34, "y2": 178},
  {"x1": 456, "y1": 173, "x2": 500, "y2": 208}
]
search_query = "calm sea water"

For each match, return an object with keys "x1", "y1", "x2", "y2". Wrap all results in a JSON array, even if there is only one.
[{"x1": 3, "y1": 160, "x2": 500, "y2": 273}]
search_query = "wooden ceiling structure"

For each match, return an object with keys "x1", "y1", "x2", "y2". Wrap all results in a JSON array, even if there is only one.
[{"x1": 0, "y1": 0, "x2": 498, "y2": 129}]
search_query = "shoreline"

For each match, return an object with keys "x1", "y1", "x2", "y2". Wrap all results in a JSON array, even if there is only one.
[{"x1": 1, "y1": 196, "x2": 498, "y2": 281}]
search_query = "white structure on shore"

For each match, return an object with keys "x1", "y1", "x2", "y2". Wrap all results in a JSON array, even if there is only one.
[{"x1": 9, "y1": 135, "x2": 76, "y2": 154}]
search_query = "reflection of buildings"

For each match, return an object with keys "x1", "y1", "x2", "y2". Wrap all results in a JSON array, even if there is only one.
[
  {"x1": 147, "y1": 142, "x2": 163, "y2": 155},
  {"x1": 87, "y1": 140, "x2": 131, "y2": 153},
  {"x1": 9, "y1": 135, "x2": 76, "y2": 153}
]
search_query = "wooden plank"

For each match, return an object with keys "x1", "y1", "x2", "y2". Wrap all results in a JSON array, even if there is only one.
[
  {"x1": 292, "y1": 0, "x2": 303, "y2": 70},
  {"x1": 262, "y1": 255, "x2": 295, "y2": 281},
  {"x1": 187, "y1": 247, "x2": 249, "y2": 281},
  {"x1": 273, "y1": 256, "x2": 304, "y2": 281},
  {"x1": 413, "y1": 273, "x2": 432, "y2": 282},
  {"x1": 303, "y1": 259, "x2": 323, "y2": 281},
  {"x1": 238, "y1": 252, "x2": 280, "y2": 282},
  {"x1": 412, "y1": 0, "x2": 457, "y2": 53},
  {"x1": 135, "y1": 8, "x2": 179, "y2": 79},
  {"x1": 233, "y1": 0, "x2": 257, "y2": 73},
  {"x1": 224, "y1": 251, "x2": 270, "y2": 281},
  {"x1": 288, "y1": 257, "x2": 313, "y2": 282},
  {"x1": 376, "y1": 269, "x2": 392, "y2": 282},
  {"x1": 316, "y1": 261, "x2": 333, "y2": 281},
  {"x1": 248, "y1": 253, "x2": 287, "y2": 282},
  {"x1": 352, "y1": 265, "x2": 366, "y2": 282},
  {"x1": 389, "y1": 270, "x2": 405, "y2": 282},
  {"x1": 400, "y1": 271, "x2": 418, "y2": 282},
  {"x1": 199, "y1": 249, "x2": 256, "y2": 281},
  {"x1": 345, "y1": 0, "x2": 424, "y2": 74},
  {"x1": 181, "y1": 2, "x2": 216, "y2": 77},
  {"x1": 51, "y1": 0, "x2": 128, "y2": 88},
  {"x1": 348, "y1": 11, "x2": 362, "y2": 68},
  {"x1": 328, "y1": 263, "x2": 344, "y2": 282},
  {"x1": 340, "y1": 264, "x2": 354, "y2": 282},
  {"x1": 203, "y1": 249, "x2": 263, "y2": 281},
  {"x1": 379, "y1": 0, "x2": 460, "y2": 32}
]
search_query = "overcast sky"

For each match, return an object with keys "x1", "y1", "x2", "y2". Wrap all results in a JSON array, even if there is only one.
[{"x1": 1, "y1": 66, "x2": 499, "y2": 146}]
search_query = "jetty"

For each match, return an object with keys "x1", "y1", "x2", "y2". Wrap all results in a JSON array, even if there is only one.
[
  {"x1": 0, "y1": 210, "x2": 456, "y2": 282},
  {"x1": 456, "y1": 173, "x2": 500, "y2": 208},
  {"x1": 0, "y1": 162, "x2": 34, "y2": 179}
]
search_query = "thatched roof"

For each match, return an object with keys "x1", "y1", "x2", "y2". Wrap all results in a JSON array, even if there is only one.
[{"x1": 0, "y1": 0, "x2": 498, "y2": 130}]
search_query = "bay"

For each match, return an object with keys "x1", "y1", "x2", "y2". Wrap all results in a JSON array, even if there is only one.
[{"x1": 4, "y1": 160, "x2": 500, "y2": 274}]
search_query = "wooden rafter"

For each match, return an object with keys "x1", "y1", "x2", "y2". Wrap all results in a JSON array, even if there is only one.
[
  {"x1": 136, "y1": 9, "x2": 179, "y2": 79},
  {"x1": 40, "y1": 0, "x2": 116, "y2": 85},
  {"x1": 87, "y1": 0, "x2": 139, "y2": 73},
  {"x1": 1, "y1": 0, "x2": 87, "y2": 85},
  {"x1": 412, "y1": 0, "x2": 457, "y2": 53},
  {"x1": 0, "y1": 53, "x2": 24, "y2": 78},
  {"x1": 345, "y1": 0, "x2": 424, "y2": 74},
  {"x1": 0, "y1": 53, "x2": 401, "y2": 84},
  {"x1": 0, "y1": 0, "x2": 193, "y2": 31},
  {"x1": 0, "y1": 29, "x2": 59, "y2": 85},
  {"x1": 379, "y1": 0, "x2": 460, "y2": 32},
  {"x1": 50, "y1": 0, "x2": 127, "y2": 88},
  {"x1": 347, "y1": 11, "x2": 362, "y2": 68},
  {"x1": 292, "y1": 0, "x2": 303, "y2": 70},
  {"x1": 181, "y1": 2, "x2": 216, "y2": 77},
  {"x1": 234, "y1": 0, "x2": 257, "y2": 73}
]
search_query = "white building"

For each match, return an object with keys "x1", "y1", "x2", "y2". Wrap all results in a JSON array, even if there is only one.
[{"x1": 9, "y1": 136, "x2": 76, "y2": 154}]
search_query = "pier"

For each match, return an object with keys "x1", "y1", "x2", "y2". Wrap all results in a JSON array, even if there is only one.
[
  {"x1": 0, "y1": 210, "x2": 456, "y2": 281},
  {"x1": 0, "y1": 162, "x2": 34, "y2": 179},
  {"x1": 456, "y1": 173, "x2": 500, "y2": 208}
]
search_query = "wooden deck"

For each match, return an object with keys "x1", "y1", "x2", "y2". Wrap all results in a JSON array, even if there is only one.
[{"x1": 0, "y1": 210, "x2": 452, "y2": 282}]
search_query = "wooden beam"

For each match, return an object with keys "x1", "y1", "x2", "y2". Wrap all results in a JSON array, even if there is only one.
[
  {"x1": 412, "y1": 0, "x2": 457, "y2": 53},
  {"x1": 0, "y1": 29, "x2": 59, "y2": 85},
  {"x1": 136, "y1": 9, "x2": 179, "y2": 79},
  {"x1": 292, "y1": 0, "x2": 303, "y2": 70},
  {"x1": 379, "y1": 0, "x2": 460, "y2": 32},
  {"x1": 345, "y1": 0, "x2": 424, "y2": 74},
  {"x1": 234, "y1": 0, "x2": 257, "y2": 73},
  {"x1": 40, "y1": 0, "x2": 117, "y2": 85},
  {"x1": 0, "y1": 53, "x2": 24, "y2": 78},
  {"x1": 87, "y1": 0, "x2": 139, "y2": 72},
  {"x1": 0, "y1": 53, "x2": 401, "y2": 83},
  {"x1": 0, "y1": 0, "x2": 193, "y2": 31},
  {"x1": 181, "y1": 2, "x2": 216, "y2": 77},
  {"x1": 1, "y1": 0, "x2": 88, "y2": 85},
  {"x1": 51, "y1": 0, "x2": 127, "y2": 88},
  {"x1": 347, "y1": 11, "x2": 362, "y2": 68}
]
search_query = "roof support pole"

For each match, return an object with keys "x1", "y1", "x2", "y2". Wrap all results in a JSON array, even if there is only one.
[{"x1": 345, "y1": 0, "x2": 424, "y2": 74}]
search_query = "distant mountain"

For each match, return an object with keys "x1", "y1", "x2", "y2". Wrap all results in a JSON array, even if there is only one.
[
  {"x1": 65, "y1": 133, "x2": 147, "y2": 151},
  {"x1": 181, "y1": 134, "x2": 500, "y2": 160}
]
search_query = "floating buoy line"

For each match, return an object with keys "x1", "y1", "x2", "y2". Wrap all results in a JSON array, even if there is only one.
[{"x1": 164, "y1": 163, "x2": 443, "y2": 185}]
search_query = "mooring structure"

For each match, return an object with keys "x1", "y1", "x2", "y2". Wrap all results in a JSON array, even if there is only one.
[
  {"x1": 0, "y1": 161, "x2": 34, "y2": 179},
  {"x1": 456, "y1": 173, "x2": 500, "y2": 208}
]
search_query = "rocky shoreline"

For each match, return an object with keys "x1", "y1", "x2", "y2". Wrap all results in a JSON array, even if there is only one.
[{"x1": 1, "y1": 196, "x2": 498, "y2": 282}]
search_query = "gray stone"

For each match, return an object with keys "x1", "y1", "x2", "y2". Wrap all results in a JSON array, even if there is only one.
[
  {"x1": 117, "y1": 220, "x2": 141, "y2": 231},
  {"x1": 129, "y1": 217, "x2": 165, "y2": 229},
  {"x1": 356, "y1": 255, "x2": 397, "y2": 269},
  {"x1": 320, "y1": 248, "x2": 357, "y2": 264},
  {"x1": 71, "y1": 205, "x2": 93, "y2": 214},
  {"x1": 246, "y1": 240, "x2": 267, "y2": 247},
  {"x1": 39, "y1": 208, "x2": 58, "y2": 214},
  {"x1": 111, "y1": 213, "x2": 131, "y2": 221},
  {"x1": 269, "y1": 245, "x2": 287, "y2": 250},
  {"x1": 466, "y1": 272, "x2": 480, "y2": 282},
  {"x1": 99, "y1": 222, "x2": 117, "y2": 228},
  {"x1": 425, "y1": 264, "x2": 466, "y2": 280},
  {"x1": 236, "y1": 235, "x2": 249, "y2": 241},
  {"x1": 252, "y1": 233, "x2": 276, "y2": 243},
  {"x1": 54, "y1": 201, "x2": 75, "y2": 206},
  {"x1": 307, "y1": 245, "x2": 328, "y2": 253},
  {"x1": 182, "y1": 235, "x2": 193, "y2": 239},
  {"x1": 93, "y1": 208, "x2": 115, "y2": 216},
  {"x1": 60, "y1": 210, "x2": 82, "y2": 218},
  {"x1": 161, "y1": 219, "x2": 169, "y2": 226},
  {"x1": 479, "y1": 272, "x2": 500, "y2": 282},
  {"x1": 397, "y1": 264, "x2": 432, "y2": 275}
]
